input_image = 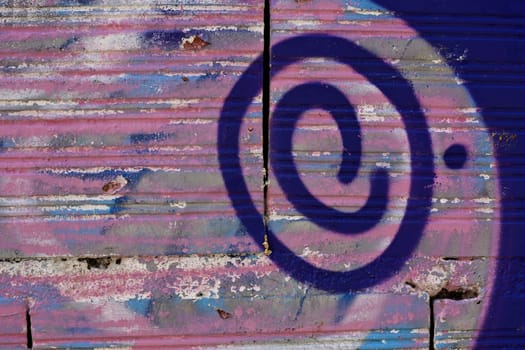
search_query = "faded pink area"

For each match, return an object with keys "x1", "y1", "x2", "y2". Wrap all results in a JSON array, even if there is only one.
[
  {"x1": 272, "y1": 0, "x2": 345, "y2": 21},
  {"x1": 31, "y1": 302, "x2": 152, "y2": 348},
  {"x1": 0, "y1": 300, "x2": 27, "y2": 349},
  {"x1": 269, "y1": 62, "x2": 410, "y2": 271},
  {"x1": 30, "y1": 294, "x2": 427, "y2": 348},
  {"x1": 0, "y1": 219, "x2": 259, "y2": 256},
  {"x1": 0, "y1": 14, "x2": 262, "y2": 43}
]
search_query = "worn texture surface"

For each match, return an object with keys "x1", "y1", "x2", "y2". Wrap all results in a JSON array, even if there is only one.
[{"x1": 0, "y1": 0, "x2": 523, "y2": 349}]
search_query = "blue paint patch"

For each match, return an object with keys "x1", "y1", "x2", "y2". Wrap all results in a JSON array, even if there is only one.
[
  {"x1": 358, "y1": 329, "x2": 427, "y2": 349},
  {"x1": 63, "y1": 326, "x2": 98, "y2": 336},
  {"x1": 342, "y1": 0, "x2": 395, "y2": 20},
  {"x1": 0, "y1": 297, "x2": 16, "y2": 305},
  {"x1": 54, "y1": 168, "x2": 151, "y2": 188},
  {"x1": 59, "y1": 37, "x2": 79, "y2": 51},
  {"x1": 57, "y1": 341, "x2": 125, "y2": 349},
  {"x1": 59, "y1": 0, "x2": 96, "y2": 5},
  {"x1": 142, "y1": 29, "x2": 186, "y2": 50},
  {"x1": 126, "y1": 297, "x2": 152, "y2": 317},
  {"x1": 334, "y1": 293, "x2": 355, "y2": 323},
  {"x1": 158, "y1": 7, "x2": 184, "y2": 16},
  {"x1": 46, "y1": 205, "x2": 112, "y2": 217},
  {"x1": 109, "y1": 195, "x2": 129, "y2": 215},
  {"x1": 129, "y1": 132, "x2": 169, "y2": 145}
]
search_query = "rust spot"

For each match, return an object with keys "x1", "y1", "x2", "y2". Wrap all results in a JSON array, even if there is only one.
[
  {"x1": 248, "y1": 127, "x2": 254, "y2": 132},
  {"x1": 182, "y1": 36, "x2": 210, "y2": 50},
  {"x1": 262, "y1": 234, "x2": 272, "y2": 256},
  {"x1": 102, "y1": 182, "x2": 116, "y2": 193},
  {"x1": 181, "y1": 76, "x2": 189, "y2": 82},
  {"x1": 102, "y1": 175, "x2": 127, "y2": 194},
  {"x1": 216, "y1": 308, "x2": 233, "y2": 320}
]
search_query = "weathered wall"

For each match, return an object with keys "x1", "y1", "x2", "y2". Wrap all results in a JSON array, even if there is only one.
[{"x1": 0, "y1": 0, "x2": 523, "y2": 349}]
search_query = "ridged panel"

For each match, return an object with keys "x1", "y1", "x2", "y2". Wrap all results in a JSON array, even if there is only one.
[
  {"x1": 0, "y1": 0, "x2": 264, "y2": 257},
  {"x1": 0, "y1": 0, "x2": 522, "y2": 349},
  {"x1": 0, "y1": 255, "x2": 465, "y2": 349},
  {"x1": 267, "y1": 0, "x2": 498, "y2": 279},
  {"x1": 0, "y1": 298, "x2": 26, "y2": 349}
]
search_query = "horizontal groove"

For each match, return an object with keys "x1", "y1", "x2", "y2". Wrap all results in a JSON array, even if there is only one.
[
  {"x1": 0, "y1": 192, "x2": 493, "y2": 201},
  {"x1": 31, "y1": 327, "x2": 428, "y2": 348},
  {"x1": 0, "y1": 23, "x2": 262, "y2": 39},
  {"x1": 269, "y1": 196, "x2": 497, "y2": 206},
  {"x1": 271, "y1": 171, "x2": 497, "y2": 179},
  {"x1": 1, "y1": 58, "x2": 523, "y2": 75},
  {"x1": 268, "y1": 204, "x2": 498, "y2": 212},
  {"x1": 2, "y1": 108, "x2": 524, "y2": 122},
  {"x1": 1, "y1": 12, "x2": 259, "y2": 22},
  {"x1": 0, "y1": 113, "x2": 261, "y2": 123},
  {"x1": 0, "y1": 152, "x2": 261, "y2": 161},
  {"x1": 272, "y1": 152, "x2": 495, "y2": 160},
  {"x1": 270, "y1": 164, "x2": 498, "y2": 174},
  {"x1": 272, "y1": 27, "x2": 525, "y2": 41},
  {"x1": 0, "y1": 190, "x2": 254, "y2": 199},
  {"x1": 0, "y1": 152, "x2": 489, "y2": 163},
  {"x1": 268, "y1": 216, "x2": 499, "y2": 223},
  {"x1": 272, "y1": 23, "x2": 525, "y2": 38},
  {"x1": 270, "y1": 75, "x2": 525, "y2": 88},
  {"x1": 0, "y1": 153, "x2": 224, "y2": 160},
  {"x1": 273, "y1": 8, "x2": 525, "y2": 20},
  {"x1": 0, "y1": 146, "x2": 243, "y2": 155},
  {"x1": 0, "y1": 164, "x2": 262, "y2": 174},
  {"x1": 0, "y1": 96, "x2": 260, "y2": 107},
  {"x1": 0, "y1": 163, "x2": 262, "y2": 171},
  {"x1": 0, "y1": 50, "x2": 261, "y2": 61},
  {"x1": 0, "y1": 164, "x2": 497, "y2": 174},
  {"x1": 0, "y1": 210, "x2": 263, "y2": 222},
  {"x1": 1, "y1": 4, "x2": 260, "y2": 12},
  {"x1": 271, "y1": 124, "x2": 492, "y2": 132},
  {"x1": 269, "y1": 74, "x2": 525, "y2": 85},
  {"x1": 0, "y1": 199, "x2": 244, "y2": 208},
  {"x1": 0, "y1": 11, "x2": 262, "y2": 21},
  {"x1": 0, "y1": 67, "x2": 257, "y2": 79}
]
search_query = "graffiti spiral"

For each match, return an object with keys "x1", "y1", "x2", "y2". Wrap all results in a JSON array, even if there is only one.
[{"x1": 220, "y1": 16, "x2": 500, "y2": 347}]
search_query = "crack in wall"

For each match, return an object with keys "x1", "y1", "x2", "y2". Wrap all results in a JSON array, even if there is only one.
[
  {"x1": 428, "y1": 287, "x2": 480, "y2": 349},
  {"x1": 262, "y1": 0, "x2": 271, "y2": 254},
  {"x1": 26, "y1": 304, "x2": 32, "y2": 349}
]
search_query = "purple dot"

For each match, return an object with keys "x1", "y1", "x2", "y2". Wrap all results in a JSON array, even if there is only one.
[{"x1": 444, "y1": 144, "x2": 468, "y2": 169}]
